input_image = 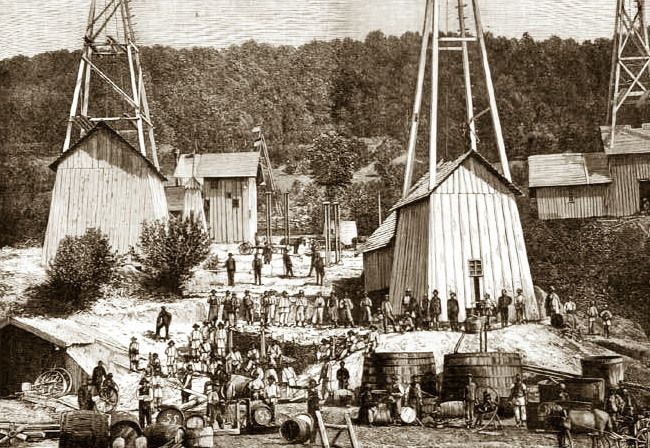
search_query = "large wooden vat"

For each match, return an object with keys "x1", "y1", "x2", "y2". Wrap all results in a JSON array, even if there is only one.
[
  {"x1": 442, "y1": 352, "x2": 522, "y2": 402},
  {"x1": 279, "y1": 414, "x2": 313, "y2": 444},
  {"x1": 362, "y1": 352, "x2": 436, "y2": 389},
  {"x1": 59, "y1": 411, "x2": 110, "y2": 448},
  {"x1": 186, "y1": 426, "x2": 214, "y2": 448},
  {"x1": 581, "y1": 356, "x2": 624, "y2": 389},
  {"x1": 109, "y1": 412, "x2": 142, "y2": 448},
  {"x1": 564, "y1": 378, "x2": 605, "y2": 405},
  {"x1": 143, "y1": 424, "x2": 185, "y2": 448}
]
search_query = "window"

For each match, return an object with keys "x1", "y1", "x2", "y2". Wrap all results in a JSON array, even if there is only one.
[
  {"x1": 468, "y1": 259, "x2": 483, "y2": 277},
  {"x1": 232, "y1": 198, "x2": 240, "y2": 208},
  {"x1": 568, "y1": 189, "x2": 575, "y2": 204}
]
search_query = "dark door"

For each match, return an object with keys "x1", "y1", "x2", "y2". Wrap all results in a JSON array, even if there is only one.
[{"x1": 640, "y1": 180, "x2": 650, "y2": 214}]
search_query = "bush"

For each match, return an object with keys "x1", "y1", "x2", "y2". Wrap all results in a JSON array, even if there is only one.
[
  {"x1": 39, "y1": 228, "x2": 118, "y2": 313},
  {"x1": 134, "y1": 213, "x2": 211, "y2": 294}
]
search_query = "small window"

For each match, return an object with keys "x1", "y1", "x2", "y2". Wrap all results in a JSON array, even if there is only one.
[
  {"x1": 568, "y1": 189, "x2": 575, "y2": 204},
  {"x1": 469, "y1": 259, "x2": 483, "y2": 277},
  {"x1": 232, "y1": 198, "x2": 240, "y2": 208}
]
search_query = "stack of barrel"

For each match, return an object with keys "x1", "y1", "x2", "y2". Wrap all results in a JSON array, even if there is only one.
[{"x1": 361, "y1": 352, "x2": 438, "y2": 420}]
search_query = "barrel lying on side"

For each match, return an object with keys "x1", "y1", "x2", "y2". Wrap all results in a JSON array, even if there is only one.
[
  {"x1": 59, "y1": 411, "x2": 110, "y2": 448},
  {"x1": 279, "y1": 414, "x2": 313, "y2": 444}
]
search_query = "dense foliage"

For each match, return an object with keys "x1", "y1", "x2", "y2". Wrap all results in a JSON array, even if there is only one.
[
  {"x1": 37, "y1": 228, "x2": 118, "y2": 313},
  {"x1": 133, "y1": 214, "x2": 212, "y2": 294}
]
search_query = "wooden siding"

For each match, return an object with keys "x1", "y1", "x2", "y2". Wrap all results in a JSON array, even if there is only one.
[
  {"x1": 388, "y1": 157, "x2": 537, "y2": 322},
  {"x1": 389, "y1": 200, "x2": 429, "y2": 315},
  {"x1": 363, "y1": 245, "x2": 394, "y2": 292},
  {"x1": 535, "y1": 185, "x2": 608, "y2": 219},
  {"x1": 606, "y1": 154, "x2": 650, "y2": 216},
  {"x1": 43, "y1": 129, "x2": 168, "y2": 264},
  {"x1": 206, "y1": 177, "x2": 257, "y2": 243}
]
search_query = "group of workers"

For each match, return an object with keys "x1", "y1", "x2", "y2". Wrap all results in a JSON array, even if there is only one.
[{"x1": 546, "y1": 286, "x2": 615, "y2": 337}]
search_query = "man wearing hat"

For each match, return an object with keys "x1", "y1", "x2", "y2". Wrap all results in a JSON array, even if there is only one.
[
  {"x1": 225, "y1": 253, "x2": 236, "y2": 286},
  {"x1": 401, "y1": 288, "x2": 414, "y2": 316},
  {"x1": 278, "y1": 291, "x2": 290, "y2": 326},
  {"x1": 360, "y1": 292, "x2": 373, "y2": 327},
  {"x1": 207, "y1": 289, "x2": 219, "y2": 323},
  {"x1": 514, "y1": 288, "x2": 526, "y2": 324},
  {"x1": 464, "y1": 374, "x2": 477, "y2": 429},
  {"x1": 243, "y1": 290, "x2": 255, "y2": 325},
  {"x1": 138, "y1": 377, "x2": 153, "y2": 427},
  {"x1": 155, "y1": 306, "x2": 172, "y2": 341},
  {"x1": 128, "y1": 337, "x2": 140, "y2": 372},
  {"x1": 381, "y1": 294, "x2": 397, "y2": 333},
  {"x1": 295, "y1": 290, "x2": 308, "y2": 327},
  {"x1": 312, "y1": 292, "x2": 326, "y2": 327},
  {"x1": 545, "y1": 286, "x2": 561, "y2": 320},
  {"x1": 509, "y1": 373, "x2": 527, "y2": 428},
  {"x1": 189, "y1": 323, "x2": 202, "y2": 360},
  {"x1": 165, "y1": 340, "x2": 178, "y2": 376},
  {"x1": 252, "y1": 253, "x2": 263, "y2": 286},
  {"x1": 447, "y1": 292, "x2": 460, "y2": 331}
]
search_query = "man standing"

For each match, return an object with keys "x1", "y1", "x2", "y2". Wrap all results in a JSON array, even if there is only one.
[
  {"x1": 360, "y1": 292, "x2": 373, "y2": 327},
  {"x1": 207, "y1": 290, "x2": 220, "y2": 323},
  {"x1": 546, "y1": 286, "x2": 562, "y2": 318},
  {"x1": 129, "y1": 337, "x2": 140, "y2": 372},
  {"x1": 600, "y1": 304, "x2": 613, "y2": 338},
  {"x1": 336, "y1": 361, "x2": 350, "y2": 390},
  {"x1": 189, "y1": 323, "x2": 202, "y2": 361},
  {"x1": 420, "y1": 293, "x2": 431, "y2": 330},
  {"x1": 564, "y1": 296, "x2": 576, "y2": 315},
  {"x1": 405, "y1": 376, "x2": 423, "y2": 418},
  {"x1": 327, "y1": 293, "x2": 340, "y2": 328},
  {"x1": 225, "y1": 253, "x2": 236, "y2": 287},
  {"x1": 308, "y1": 241, "x2": 321, "y2": 276},
  {"x1": 510, "y1": 373, "x2": 527, "y2": 428},
  {"x1": 464, "y1": 374, "x2": 477, "y2": 429},
  {"x1": 77, "y1": 380, "x2": 94, "y2": 410},
  {"x1": 387, "y1": 375, "x2": 405, "y2": 424},
  {"x1": 447, "y1": 292, "x2": 460, "y2": 331},
  {"x1": 283, "y1": 249, "x2": 294, "y2": 278},
  {"x1": 497, "y1": 289, "x2": 512, "y2": 328},
  {"x1": 215, "y1": 323, "x2": 227, "y2": 357},
  {"x1": 263, "y1": 242, "x2": 273, "y2": 264},
  {"x1": 278, "y1": 291, "x2": 290, "y2": 326},
  {"x1": 295, "y1": 290, "x2": 308, "y2": 327},
  {"x1": 401, "y1": 288, "x2": 414, "y2": 316},
  {"x1": 252, "y1": 254, "x2": 263, "y2": 286},
  {"x1": 340, "y1": 293, "x2": 355, "y2": 328},
  {"x1": 381, "y1": 294, "x2": 397, "y2": 333},
  {"x1": 266, "y1": 290, "x2": 277, "y2": 326},
  {"x1": 165, "y1": 340, "x2": 178, "y2": 376},
  {"x1": 313, "y1": 292, "x2": 326, "y2": 327},
  {"x1": 431, "y1": 290, "x2": 442, "y2": 331},
  {"x1": 228, "y1": 293, "x2": 240, "y2": 327},
  {"x1": 264, "y1": 376, "x2": 280, "y2": 422},
  {"x1": 91, "y1": 360, "x2": 107, "y2": 394},
  {"x1": 181, "y1": 364, "x2": 194, "y2": 404},
  {"x1": 243, "y1": 290, "x2": 255, "y2": 325},
  {"x1": 367, "y1": 325, "x2": 380, "y2": 354},
  {"x1": 138, "y1": 377, "x2": 153, "y2": 428},
  {"x1": 155, "y1": 306, "x2": 172, "y2": 341},
  {"x1": 514, "y1": 288, "x2": 526, "y2": 324},
  {"x1": 587, "y1": 301, "x2": 599, "y2": 335}
]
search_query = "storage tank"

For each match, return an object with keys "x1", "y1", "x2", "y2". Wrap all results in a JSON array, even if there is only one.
[
  {"x1": 362, "y1": 352, "x2": 436, "y2": 391},
  {"x1": 581, "y1": 356, "x2": 624, "y2": 389},
  {"x1": 442, "y1": 352, "x2": 522, "y2": 402}
]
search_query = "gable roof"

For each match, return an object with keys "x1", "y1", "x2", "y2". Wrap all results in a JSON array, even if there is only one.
[
  {"x1": 528, "y1": 152, "x2": 612, "y2": 188},
  {"x1": 174, "y1": 152, "x2": 261, "y2": 179},
  {"x1": 391, "y1": 150, "x2": 521, "y2": 211},
  {"x1": 361, "y1": 211, "x2": 397, "y2": 253},
  {"x1": 600, "y1": 124, "x2": 650, "y2": 155},
  {"x1": 0, "y1": 317, "x2": 96, "y2": 347},
  {"x1": 49, "y1": 121, "x2": 166, "y2": 181}
]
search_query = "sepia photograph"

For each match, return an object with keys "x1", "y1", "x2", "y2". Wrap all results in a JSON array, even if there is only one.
[{"x1": 1, "y1": 1, "x2": 650, "y2": 447}]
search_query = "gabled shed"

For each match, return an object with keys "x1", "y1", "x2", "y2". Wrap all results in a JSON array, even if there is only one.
[{"x1": 42, "y1": 122, "x2": 168, "y2": 264}]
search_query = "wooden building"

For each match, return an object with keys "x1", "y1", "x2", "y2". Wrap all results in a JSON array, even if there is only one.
[
  {"x1": 174, "y1": 152, "x2": 261, "y2": 243},
  {"x1": 528, "y1": 153, "x2": 612, "y2": 220},
  {"x1": 42, "y1": 122, "x2": 168, "y2": 264},
  {"x1": 363, "y1": 151, "x2": 537, "y2": 322},
  {"x1": 528, "y1": 125, "x2": 650, "y2": 219}
]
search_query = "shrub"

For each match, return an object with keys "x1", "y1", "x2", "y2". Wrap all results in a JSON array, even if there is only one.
[
  {"x1": 134, "y1": 213, "x2": 211, "y2": 294},
  {"x1": 43, "y1": 228, "x2": 118, "y2": 312}
]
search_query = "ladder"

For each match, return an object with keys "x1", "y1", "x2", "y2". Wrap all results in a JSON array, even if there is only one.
[{"x1": 253, "y1": 126, "x2": 283, "y2": 216}]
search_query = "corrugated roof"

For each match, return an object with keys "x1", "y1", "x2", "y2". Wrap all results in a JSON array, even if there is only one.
[
  {"x1": 0, "y1": 317, "x2": 96, "y2": 347},
  {"x1": 528, "y1": 152, "x2": 612, "y2": 188},
  {"x1": 174, "y1": 152, "x2": 261, "y2": 178},
  {"x1": 49, "y1": 122, "x2": 166, "y2": 181},
  {"x1": 361, "y1": 211, "x2": 397, "y2": 253},
  {"x1": 600, "y1": 124, "x2": 650, "y2": 155},
  {"x1": 391, "y1": 150, "x2": 521, "y2": 211}
]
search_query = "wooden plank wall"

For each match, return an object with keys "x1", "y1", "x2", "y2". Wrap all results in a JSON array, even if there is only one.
[
  {"x1": 206, "y1": 177, "x2": 257, "y2": 243},
  {"x1": 388, "y1": 200, "x2": 428, "y2": 315},
  {"x1": 535, "y1": 185, "x2": 608, "y2": 219},
  {"x1": 363, "y1": 245, "x2": 394, "y2": 292},
  {"x1": 388, "y1": 158, "x2": 536, "y2": 322},
  {"x1": 42, "y1": 130, "x2": 168, "y2": 264},
  {"x1": 606, "y1": 154, "x2": 650, "y2": 216}
]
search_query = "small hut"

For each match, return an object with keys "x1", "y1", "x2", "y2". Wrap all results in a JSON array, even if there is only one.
[
  {"x1": 364, "y1": 151, "x2": 537, "y2": 322},
  {"x1": 42, "y1": 122, "x2": 168, "y2": 264},
  {"x1": 174, "y1": 152, "x2": 262, "y2": 243}
]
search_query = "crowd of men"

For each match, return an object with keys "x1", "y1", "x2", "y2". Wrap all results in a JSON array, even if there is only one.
[{"x1": 545, "y1": 286, "x2": 614, "y2": 337}]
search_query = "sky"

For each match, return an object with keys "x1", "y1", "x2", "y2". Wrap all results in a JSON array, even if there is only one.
[{"x1": 0, "y1": 0, "x2": 622, "y2": 60}]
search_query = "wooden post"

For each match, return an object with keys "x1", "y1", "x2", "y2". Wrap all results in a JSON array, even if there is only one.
[
  {"x1": 323, "y1": 202, "x2": 331, "y2": 266},
  {"x1": 457, "y1": 0, "x2": 477, "y2": 152},
  {"x1": 378, "y1": 190, "x2": 382, "y2": 226},
  {"x1": 265, "y1": 192, "x2": 272, "y2": 245},
  {"x1": 332, "y1": 202, "x2": 340, "y2": 263},
  {"x1": 314, "y1": 410, "x2": 331, "y2": 448},
  {"x1": 344, "y1": 413, "x2": 360, "y2": 448},
  {"x1": 283, "y1": 192, "x2": 290, "y2": 248}
]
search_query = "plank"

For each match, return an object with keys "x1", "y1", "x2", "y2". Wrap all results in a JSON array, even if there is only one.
[
  {"x1": 440, "y1": 193, "x2": 456, "y2": 309},
  {"x1": 315, "y1": 410, "x2": 330, "y2": 448},
  {"x1": 483, "y1": 193, "x2": 503, "y2": 297},
  {"x1": 345, "y1": 413, "x2": 360, "y2": 448},
  {"x1": 432, "y1": 193, "x2": 446, "y2": 317},
  {"x1": 474, "y1": 194, "x2": 493, "y2": 297}
]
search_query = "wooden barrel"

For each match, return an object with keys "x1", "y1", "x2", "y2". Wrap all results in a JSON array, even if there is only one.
[
  {"x1": 581, "y1": 356, "x2": 624, "y2": 389},
  {"x1": 112, "y1": 438, "x2": 125, "y2": 448},
  {"x1": 442, "y1": 352, "x2": 522, "y2": 402},
  {"x1": 370, "y1": 403, "x2": 392, "y2": 425},
  {"x1": 109, "y1": 412, "x2": 142, "y2": 448},
  {"x1": 279, "y1": 414, "x2": 313, "y2": 443},
  {"x1": 564, "y1": 378, "x2": 605, "y2": 405},
  {"x1": 143, "y1": 424, "x2": 185, "y2": 448},
  {"x1": 362, "y1": 352, "x2": 436, "y2": 390},
  {"x1": 156, "y1": 406, "x2": 185, "y2": 426},
  {"x1": 400, "y1": 407, "x2": 417, "y2": 424},
  {"x1": 538, "y1": 380, "x2": 560, "y2": 403},
  {"x1": 250, "y1": 403, "x2": 273, "y2": 427},
  {"x1": 184, "y1": 413, "x2": 207, "y2": 430},
  {"x1": 59, "y1": 411, "x2": 110, "y2": 448},
  {"x1": 438, "y1": 401, "x2": 465, "y2": 418},
  {"x1": 550, "y1": 313, "x2": 564, "y2": 328},
  {"x1": 421, "y1": 396, "x2": 438, "y2": 414},
  {"x1": 464, "y1": 316, "x2": 485, "y2": 334},
  {"x1": 186, "y1": 426, "x2": 214, "y2": 448}
]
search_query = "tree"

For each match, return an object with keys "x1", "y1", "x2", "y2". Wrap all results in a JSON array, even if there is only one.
[
  {"x1": 307, "y1": 131, "x2": 362, "y2": 199},
  {"x1": 134, "y1": 214, "x2": 211, "y2": 294}
]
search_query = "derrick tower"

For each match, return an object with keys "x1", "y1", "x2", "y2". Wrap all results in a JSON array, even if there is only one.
[{"x1": 63, "y1": 0, "x2": 159, "y2": 168}]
